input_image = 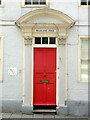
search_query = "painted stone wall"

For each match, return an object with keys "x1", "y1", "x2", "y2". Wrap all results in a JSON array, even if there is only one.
[
  {"x1": 67, "y1": 26, "x2": 88, "y2": 101},
  {"x1": 0, "y1": 0, "x2": 88, "y2": 115},
  {"x1": 0, "y1": 26, "x2": 22, "y2": 99}
]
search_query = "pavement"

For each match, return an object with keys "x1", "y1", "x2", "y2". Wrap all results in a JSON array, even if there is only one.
[{"x1": 0, "y1": 112, "x2": 88, "y2": 120}]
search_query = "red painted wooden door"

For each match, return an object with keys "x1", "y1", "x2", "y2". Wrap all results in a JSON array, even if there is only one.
[{"x1": 33, "y1": 48, "x2": 56, "y2": 106}]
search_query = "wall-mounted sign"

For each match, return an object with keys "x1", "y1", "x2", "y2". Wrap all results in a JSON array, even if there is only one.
[
  {"x1": 35, "y1": 29, "x2": 56, "y2": 32},
  {"x1": 8, "y1": 67, "x2": 17, "y2": 76}
]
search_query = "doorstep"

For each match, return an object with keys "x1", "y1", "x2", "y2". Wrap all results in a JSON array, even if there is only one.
[{"x1": 33, "y1": 109, "x2": 56, "y2": 113}]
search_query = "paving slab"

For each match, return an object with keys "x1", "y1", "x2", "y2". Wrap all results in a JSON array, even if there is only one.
[
  {"x1": 22, "y1": 114, "x2": 33, "y2": 118},
  {"x1": 1, "y1": 113, "x2": 88, "y2": 120},
  {"x1": 2, "y1": 113, "x2": 12, "y2": 118},
  {"x1": 43, "y1": 114, "x2": 55, "y2": 118},
  {"x1": 10, "y1": 113, "x2": 22, "y2": 118},
  {"x1": 0, "y1": 114, "x2": 2, "y2": 120},
  {"x1": 33, "y1": 113, "x2": 43, "y2": 118},
  {"x1": 55, "y1": 115, "x2": 67, "y2": 118}
]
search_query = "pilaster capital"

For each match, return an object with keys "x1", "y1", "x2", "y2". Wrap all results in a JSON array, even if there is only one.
[
  {"x1": 58, "y1": 36, "x2": 66, "y2": 45},
  {"x1": 24, "y1": 36, "x2": 32, "y2": 45}
]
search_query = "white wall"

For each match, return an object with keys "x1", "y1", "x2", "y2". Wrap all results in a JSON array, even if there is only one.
[
  {"x1": 0, "y1": 0, "x2": 88, "y2": 101},
  {"x1": 67, "y1": 26, "x2": 88, "y2": 101},
  {"x1": 0, "y1": 26, "x2": 23, "y2": 99}
]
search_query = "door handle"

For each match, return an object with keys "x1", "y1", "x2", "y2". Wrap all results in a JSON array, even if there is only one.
[{"x1": 40, "y1": 80, "x2": 49, "y2": 83}]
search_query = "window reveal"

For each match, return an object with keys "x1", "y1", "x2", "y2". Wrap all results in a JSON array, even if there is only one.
[
  {"x1": 25, "y1": 0, "x2": 31, "y2": 5},
  {"x1": 0, "y1": 37, "x2": 3, "y2": 82},
  {"x1": 50, "y1": 37, "x2": 56, "y2": 44},
  {"x1": 25, "y1": 0, "x2": 46, "y2": 5},
  {"x1": 40, "y1": 0, "x2": 46, "y2": 5},
  {"x1": 80, "y1": 38, "x2": 90, "y2": 82},
  {"x1": 81, "y1": 0, "x2": 90, "y2": 5},
  {"x1": 35, "y1": 37, "x2": 41, "y2": 44},
  {"x1": 35, "y1": 37, "x2": 56, "y2": 45},
  {"x1": 42, "y1": 37, "x2": 48, "y2": 44}
]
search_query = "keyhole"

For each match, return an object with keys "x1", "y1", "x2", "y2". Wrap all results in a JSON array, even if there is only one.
[{"x1": 44, "y1": 75, "x2": 46, "y2": 77}]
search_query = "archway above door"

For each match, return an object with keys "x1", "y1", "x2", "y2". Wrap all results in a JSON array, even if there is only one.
[
  {"x1": 16, "y1": 9, "x2": 75, "y2": 45},
  {"x1": 16, "y1": 9, "x2": 75, "y2": 26}
]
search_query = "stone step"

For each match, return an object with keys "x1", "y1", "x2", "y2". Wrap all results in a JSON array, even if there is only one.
[{"x1": 33, "y1": 109, "x2": 56, "y2": 113}]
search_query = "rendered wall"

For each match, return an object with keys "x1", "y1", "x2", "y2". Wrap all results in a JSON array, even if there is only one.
[{"x1": 0, "y1": 0, "x2": 88, "y2": 115}]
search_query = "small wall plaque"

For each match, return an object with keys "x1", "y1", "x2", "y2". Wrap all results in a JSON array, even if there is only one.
[
  {"x1": 35, "y1": 29, "x2": 56, "y2": 32},
  {"x1": 8, "y1": 67, "x2": 17, "y2": 76}
]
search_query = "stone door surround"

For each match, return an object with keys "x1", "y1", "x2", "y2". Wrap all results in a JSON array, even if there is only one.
[{"x1": 16, "y1": 9, "x2": 75, "y2": 45}]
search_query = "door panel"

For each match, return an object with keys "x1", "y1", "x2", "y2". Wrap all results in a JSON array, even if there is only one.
[
  {"x1": 35, "y1": 84, "x2": 44, "y2": 104},
  {"x1": 46, "y1": 83, "x2": 56, "y2": 104},
  {"x1": 33, "y1": 48, "x2": 56, "y2": 106}
]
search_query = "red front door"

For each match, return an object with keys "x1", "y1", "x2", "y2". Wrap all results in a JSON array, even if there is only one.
[{"x1": 33, "y1": 48, "x2": 56, "y2": 106}]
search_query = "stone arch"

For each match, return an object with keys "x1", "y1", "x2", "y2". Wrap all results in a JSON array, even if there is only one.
[{"x1": 16, "y1": 9, "x2": 75, "y2": 27}]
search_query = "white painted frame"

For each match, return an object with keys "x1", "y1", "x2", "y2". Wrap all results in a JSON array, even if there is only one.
[
  {"x1": 78, "y1": 36, "x2": 89, "y2": 82},
  {"x1": 22, "y1": 37, "x2": 67, "y2": 106},
  {"x1": 79, "y1": 0, "x2": 90, "y2": 7},
  {"x1": 65, "y1": 41, "x2": 67, "y2": 101},
  {"x1": 31, "y1": 37, "x2": 59, "y2": 106},
  {"x1": 22, "y1": 39, "x2": 25, "y2": 104},
  {"x1": 21, "y1": 0, "x2": 49, "y2": 8},
  {"x1": 0, "y1": 0, "x2": 4, "y2": 7},
  {"x1": 34, "y1": 37, "x2": 57, "y2": 45},
  {"x1": 0, "y1": 36, "x2": 4, "y2": 82}
]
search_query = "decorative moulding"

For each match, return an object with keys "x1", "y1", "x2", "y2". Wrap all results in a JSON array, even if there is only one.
[
  {"x1": 58, "y1": 39, "x2": 66, "y2": 45},
  {"x1": 16, "y1": 9, "x2": 75, "y2": 27},
  {"x1": 16, "y1": 9, "x2": 75, "y2": 45},
  {"x1": 24, "y1": 36, "x2": 32, "y2": 45}
]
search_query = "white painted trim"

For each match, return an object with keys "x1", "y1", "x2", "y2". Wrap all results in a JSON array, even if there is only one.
[
  {"x1": 78, "y1": 36, "x2": 89, "y2": 82},
  {"x1": 22, "y1": 37, "x2": 67, "y2": 106},
  {"x1": 0, "y1": 36, "x2": 4, "y2": 82},
  {"x1": 56, "y1": 41, "x2": 59, "y2": 105},
  {"x1": 0, "y1": 0, "x2": 4, "y2": 7},
  {"x1": 31, "y1": 37, "x2": 59, "y2": 106},
  {"x1": 65, "y1": 40, "x2": 67, "y2": 101},
  {"x1": 31, "y1": 46, "x2": 33, "y2": 105},
  {"x1": 22, "y1": 38, "x2": 25, "y2": 104},
  {"x1": 32, "y1": 45, "x2": 58, "y2": 48},
  {"x1": 79, "y1": 0, "x2": 90, "y2": 7}
]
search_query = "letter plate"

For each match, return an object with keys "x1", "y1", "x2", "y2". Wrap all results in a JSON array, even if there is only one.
[{"x1": 40, "y1": 80, "x2": 49, "y2": 83}]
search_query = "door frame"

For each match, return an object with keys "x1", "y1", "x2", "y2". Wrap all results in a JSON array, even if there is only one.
[{"x1": 31, "y1": 37, "x2": 59, "y2": 106}]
